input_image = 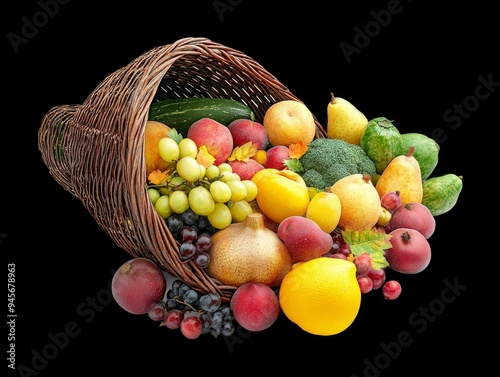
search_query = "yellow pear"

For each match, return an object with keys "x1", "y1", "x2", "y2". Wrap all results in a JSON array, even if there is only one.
[
  {"x1": 329, "y1": 173, "x2": 381, "y2": 230},
  {"x1": 375, "y1": 146, "x2": 423, "y2": 204},
  {"x1": 327, "y1": 93, "x2": 368, "y2": 145}
]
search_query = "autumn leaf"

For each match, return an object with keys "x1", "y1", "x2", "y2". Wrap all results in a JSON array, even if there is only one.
[
  {"x1": 196, "y1": 146, "x2": 216, "y2": 167},
  {"x1": 288, "y1": 141, "x2": 308, "y2": 159},
  {"x1": 341, "y1": 226, "x2": 392, "y2": 269},
  {"x1": 228, "y1": 141, "x2": 258, "y2": 162},
  {"x1": 148, "y1": 169, "x2": 169, "y2": 185}
]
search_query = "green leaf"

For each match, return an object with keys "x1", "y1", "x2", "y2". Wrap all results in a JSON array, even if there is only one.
[
  {"x1": 168, "y1": 128, "x2": 183, "y2": 143},
  {"x1": 284, "y1": 158, "x2": 304, "y2": 173},
  {"x1": 342, "y1": 227, "x2": 392, "y2": 270}
]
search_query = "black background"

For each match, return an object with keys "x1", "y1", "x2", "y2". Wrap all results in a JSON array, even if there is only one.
[{"x1": 3, "y1": 1, "x2": 494, "y2": 376}]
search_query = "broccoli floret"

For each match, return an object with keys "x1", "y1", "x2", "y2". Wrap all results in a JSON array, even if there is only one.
[{"x1": 298, "y1": 138, "x2": 377, "y2": 190}]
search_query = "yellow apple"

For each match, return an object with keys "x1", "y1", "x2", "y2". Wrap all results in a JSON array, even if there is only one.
[
  {"x1": 251, "y1": 168, "x2": 310, "y2": 223},
  {"x1": 263, "y1": 100, "x2": 316, "y2": 147},
  {"x1": 144, "y1": 120, "x2": 175, "y2": 175}
]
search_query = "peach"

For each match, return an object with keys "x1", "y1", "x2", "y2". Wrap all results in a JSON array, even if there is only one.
[
  {"x1": 187, "y1": 118, "x2": 233, "y2": 165},
  {"x1": 278, "y1": 215, "x2": 334, "y2": 263},
  {"x1": 230, "y1": 282, "x2": 280, "y2": 332},
  {"x1": 228, "y1": 158, "x2": 264, "y2": 180},
  {"x1": 388, "y1": 202, "x2": 436, "y2": 239},
  {"x1": 228, "y1": 119, "x2": 269, "y2": 150},
  {"x1": 264, "y1": 145, "x2": 290, "y2": 170}
]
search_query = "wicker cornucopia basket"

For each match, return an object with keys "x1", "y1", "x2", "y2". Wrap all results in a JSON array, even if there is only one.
[{"x1": 38, "y1": 37, "x2": 327, "y2": 301}]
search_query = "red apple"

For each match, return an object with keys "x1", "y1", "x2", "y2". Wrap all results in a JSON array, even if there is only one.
[
  {"x1": 187, "y1": 118, "x2": 233, "y2": 165},
  {"x1": 228, "y1": 119, "x2": 269, "y2": 150},
  {"x1": 264, "y1": 145, "x2": 290, "y2": 170}
]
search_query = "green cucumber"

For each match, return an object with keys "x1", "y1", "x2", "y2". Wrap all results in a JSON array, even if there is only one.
[
  {"x1": 148, "y1": 97, "x2": 255, "y2": 136},
  {"x1": 360, "y1": 117, "x2": 403, "y2": 174},
  {"x1": 421, "y1": 174, "x2": 463, "y2": 216}
]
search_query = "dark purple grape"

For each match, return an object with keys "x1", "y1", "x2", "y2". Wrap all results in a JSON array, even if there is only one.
[
  {"x1": 221, "y1": 322, "x2": 235, "y2": 336},
  {"x1": 197, "y1": 215, "x2": 210, "y2": 230},
  {"x1": 180, "y1": 226, "x2": 198, "y2": 243},
  {"x1": 199, "y1": 292, "x2": 221, "y2": 313},
  {"x1": 166, "y1": 298, "x2": 178, "y2": 310},
  {"x1": 178, "y1": 283, "x2": 191, "y2": 297},
  {"x1": 167, "y1": 215, "x2": 184, "y2": 234},
  {"x1": 195, "y1": 233, "x2": 212, "y2": 253},
  {"x1": 179, "y1": 208, "x2": 199, "y2": 226},
  {"x1": 179, "y1": 242, "x2": 197, "y2": 260},
  {"x1": 182, "y1": 289, "x2": 199, "y2": 305},
  {"x1": 171, "y1": 280, "x2": 183, "y2": 295},
  {"x1": 200, "y1": 312, "x2": 212, "y2": 335},
  {"x1": 194, "y1": 252, "x2": 210, "y2": 269}
]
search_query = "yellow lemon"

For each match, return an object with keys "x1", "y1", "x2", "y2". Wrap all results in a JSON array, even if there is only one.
[{"x1": 279, "y1": 257, "x2": 361, "y2": 336}]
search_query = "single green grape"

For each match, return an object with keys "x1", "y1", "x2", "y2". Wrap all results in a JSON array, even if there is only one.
[
  {"x1": 209, "y1": 180, "x2": 232, "y2": 203},
  {"x1": 227, "y1": 200, "x2": 253, "y2": 222},
  {"x1": 158, "y1": 137, "x2": 180, "y2": 163},
  {"x1": 241, "y1": 180, "x2": 258, "y2": 202},
  {"x1": 169, "y1": 190, "x2": 189, "y2": 214},
  {"x1": 155, "y1": 194, "x2": 172, "y2": 219},
  {"x1": 218, "y1": 162, "x2": 232, "y2": 174},
  {"x1": 208, "y1": 203, "x2": 232, "y2": 229},
  {"x1": 177, "y1": 156, "x2": 201, "y2": 182},
  {"x1": 147, "y1": 188, "x2": 161, "y2": 205},
  {"x1": 205, "y1": 165, "x2": 220, "y2": 180},
  {"x1": 188, "y1": 186, "x2": 215, "y2": 216},
  {"x1": 219, "y1": 171, "x2": 236, "y2": 182},
  {"x1": 198, "y1": 164, "x2": 206, "y2": 180},
  {"x1": 226, "y1": 180, "x2": 248, "y2": 202},
  {"x1": 178, "y1": 138, "x2": 198, "y2": 159}
]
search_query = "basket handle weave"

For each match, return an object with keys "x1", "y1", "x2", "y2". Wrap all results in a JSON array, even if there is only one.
[{"x1": 38, "y1": 104, "x2": 81, "y2": 196}]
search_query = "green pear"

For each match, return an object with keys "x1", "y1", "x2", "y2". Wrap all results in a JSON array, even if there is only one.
[{"x1": 327, "y1": 93, "x2": 368, "y2": 145}]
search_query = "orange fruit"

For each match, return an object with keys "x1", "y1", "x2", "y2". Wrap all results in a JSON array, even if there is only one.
[{"x1": 279, "y1": 257, "x2": 361, "y2": 336}]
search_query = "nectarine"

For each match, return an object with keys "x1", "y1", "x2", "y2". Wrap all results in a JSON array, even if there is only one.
[{"x1": 187, "y1": 118, "x2": 233, "y2": 165}]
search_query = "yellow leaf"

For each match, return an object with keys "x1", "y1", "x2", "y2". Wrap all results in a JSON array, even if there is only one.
[
  {"x1": 197, "y1": 146, "x2": 216, "y2": 168},
  {"x1": 148, "y1": 169, "x2": 169, "y2": 185},
  {"x1": 289, "y1": 141, "x2": 308, "y2": 159},
  {"x1": 228, "y1": 141, "x2": 258, "y2": 162}
]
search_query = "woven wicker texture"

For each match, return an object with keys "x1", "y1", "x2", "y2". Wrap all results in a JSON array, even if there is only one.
[{"x1": 38, "y1": 37, "x2": 327, "y2": 300}]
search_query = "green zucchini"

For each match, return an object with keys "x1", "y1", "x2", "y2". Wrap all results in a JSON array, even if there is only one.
[{"x1": 148, "y1": 97, "x2": 255, "y2": 136}]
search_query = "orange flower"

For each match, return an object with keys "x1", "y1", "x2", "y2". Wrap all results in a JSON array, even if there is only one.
[{"x1": 288, "y1": 141, "x2": 308, "y2": 159}]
